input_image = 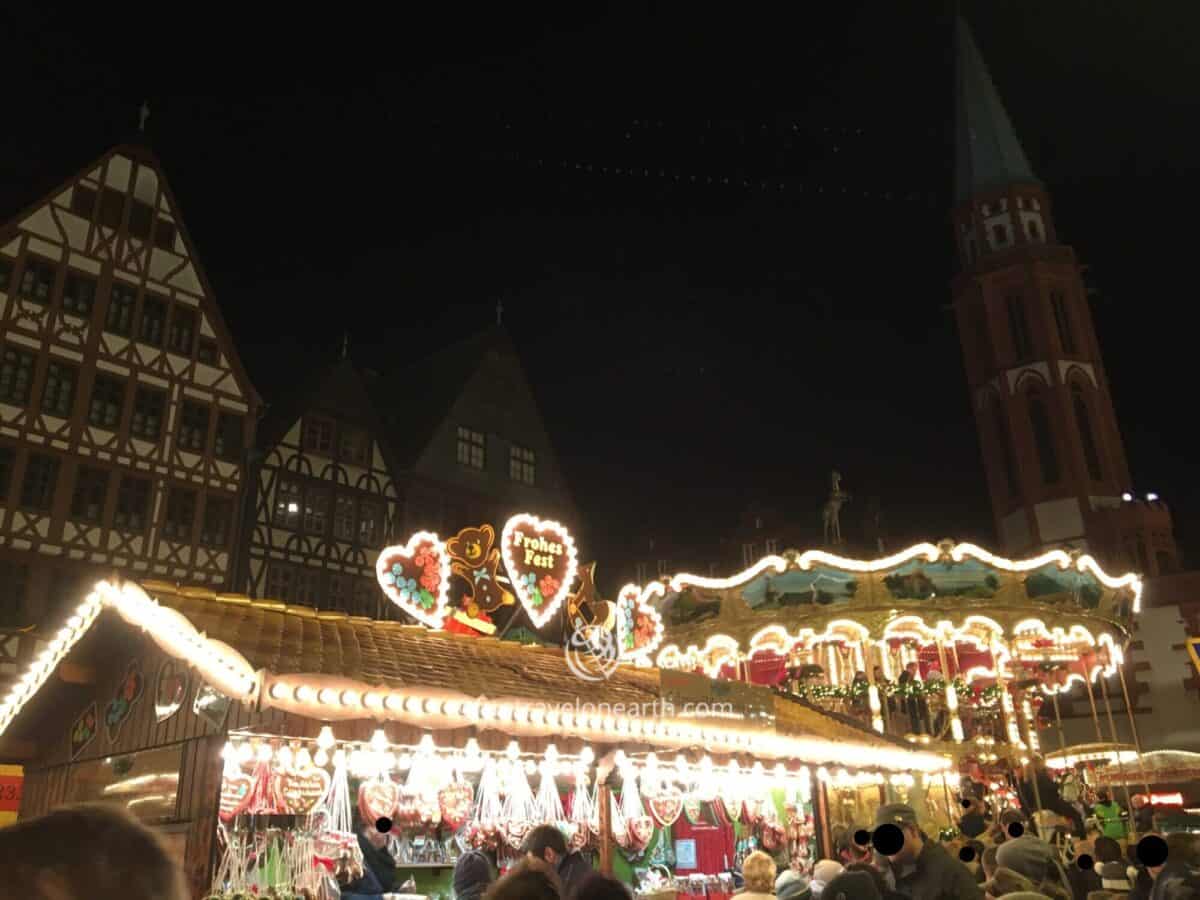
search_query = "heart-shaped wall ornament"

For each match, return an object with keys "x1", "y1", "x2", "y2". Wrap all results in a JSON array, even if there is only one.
[
  {"x1": 742, "y1": 797, "x2": 763, "y2": 826},
  {"x1": 627, "y1": 815, "x2": 655, "y2": 851},
  {"x1": 505, "y1": 818, "x2": 532, "y2": 850},
  {"x1": 358, "y1": 780, "x2": 399, "y2": 825},
  {"x1": 500, "y1": 514, "x2": 578, "y2": 629},
  {"x1": 567, "y1": 821, "x2": 589, "y2": 851},
  {"x1": 648, "y1": 791, "x2": 683, "y2": 828},
  {"x1": 220, "y1": 773, "x2": 253, "y2": 822},
  {"x1": 719, "y1": 784, "x2": 742, "y2": 823},
  {"x1": 615, "y1": 583, "x2": 666, "y2": 662},
  {"x1": 439, "y1": 782, "x2": 474, "y2": 831},
  {"x1": 376, "y1": 531, "x2": 452, "y2": 628},
  {"x1": 395, "y1": 788, "x2": 421, "y2": 828},
  {"x1": 279, "y1": 767, "x2": 331, "y2": 816}
]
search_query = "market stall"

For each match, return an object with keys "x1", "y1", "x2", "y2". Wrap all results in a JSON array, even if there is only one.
[{"x1": 0, "y1": 515, "x2": 952, "y2": 900}]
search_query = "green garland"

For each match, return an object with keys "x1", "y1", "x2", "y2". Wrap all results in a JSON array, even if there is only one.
[{"x1": 793, "y1": 676, "x2": 1002, "y2": 708}]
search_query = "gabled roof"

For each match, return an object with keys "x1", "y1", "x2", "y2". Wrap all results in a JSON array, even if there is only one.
[
  {"x1": 0, "y1": 579, "x2": 950, "y2": 773},
  {"x1": 369, "y1": 326, "x2": 503, "y2": 465},
  {"x1": 255, "y1": 356, "x2": 384, "y2": 454},
  {"x1": 954, "y1": 16, "x2": 1040, "y2": 204},
  {"x1": 0, "y1": 140, "x2": 261, "y2": 410}
]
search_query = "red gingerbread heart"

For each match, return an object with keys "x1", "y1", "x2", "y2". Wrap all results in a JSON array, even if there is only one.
[
  {"x1": 358, "y1": 780, "x2": 399, "y2": 824},
  {"x1": 505, "y1": 819, "x2": 532, "y2": 849},
  {"x1": 439, "y1": 782, "x2": 474, "y2": 831},
  {"x1": 220, "y1": 773, "x2": 252, "y2": 822},
  {"x1": 647, "y1": 792, "x2": 683, "y2": 828},
  {"x1": 501, "y1": 514, "x2": 579, "y2": 629},
  {"x1": 376, "y1": 532, "x2": 451, "y2": 628},
  {"x1": 627, "y1": 815, "x2": 655, "y2": 850}
]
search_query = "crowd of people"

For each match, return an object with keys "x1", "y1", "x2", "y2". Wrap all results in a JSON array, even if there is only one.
[{"x1": 0, "y1": 800, "x2": 1197, "y2": 900}]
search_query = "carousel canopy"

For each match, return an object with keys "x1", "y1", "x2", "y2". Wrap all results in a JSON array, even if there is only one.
[
  {"x1": 0, "y1": 578, "x2": 951, "y2": 774},
  {"x1": 652, "y1": 540, "x2": 1141, "y2": 670}
]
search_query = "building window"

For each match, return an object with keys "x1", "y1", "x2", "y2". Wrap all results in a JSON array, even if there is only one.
[
  {"x1": 18, "y1": 256, "x2": 56, "y2": 305},
  {"x1": 154, "y1": 219, "x2": 177, "y2": 252},
  {"x1": 358, "y1": 500, "x2": 381, "y2": 547},
  {"x1": 197, "y1": 337, "x2": 219, "y2": 366},
  {"x1": 990, "y1": 399, "x2": 1019, "y2": 497},
  {"x1": 41, "y1": 361, "x2": 78, "y2": 418},
  {"x1": 114, "y1": 476, "x2": 151, "y2": 532},
  {"x1": 1071, "y1": 384, "x2": 1104, "y2": 482},
  {"x1": 163, "y1": 488, "x2": 196, "y2": 542},
  {"x1": 20, "y1": 454, "x2": 59, "y2": 511},
  {"x1": 214, "y1": 412, "x2": 243, "y2": 462},
  {"x1": 1051, "y1": 291, "x2": 1075, "y2": 354},
  {"x1": 139, "y1": 294, "x2": 166, "y2": 346},
  {"x1": 70, "y1": 185, "x2": 97, "y2": 219},
  {"x1": 353, "y1": 578, "x2": 378, "y2": 618},
  {"x1": 0, "y1": 257, "x2": 11, "y2": 291},
  {"x1": 99, "y1": 188, "x2": 125, "y2": 229},
  {"x1": 327, "y1": 573, "x2": 350, "y2": 612},
  {"x1": 266, "y1": 563, "x2": 296, "y2": 603},
  {"x1": 509, "y1": 445, "x2": 535, "y2": 485},
  {"x1": 105, "y1": 283, "x2": 136, "y2": 336},
  {"x1": 130, "y1": 387, "x2": 165, "y2": 441},
  {"x1": 274, "y1": 478, "x2": 303, "y2": 529},
  {"x1": 1027, "y1": 392, "x2": 1061, "y2": 484},
  {"x1": 456, "y1": 426, "x2": 485, "y2": 470},
  {"x1": 128, "y1": 200, "x2": 154, "y2": 240},
  {"x1": 0, "y1": 446, "x2": 13, "y2": 501},
  {"x1": 0, "y1": 345, "x2": 36, "y2": 405},
  {"x1": 333, "y1": 494, "x2": 356, "y2": 541},
  {"x1": 304, "y1": 485, "x2": 330, "y2": 535},
  {"x1": 177, "y1": 401, "x2": 210, "y2": 452},
  {"x1": 303, "y1": 416, "x2": 334, "y2": 455},
  {"x1": 339, "y1": 427, "x2": 370, "y2": 466},
  {"x1": 70, "y1": 466, "x2": 110, "y2": 523},
  {"x1": 294, "y1": 566, "x2": 320, "y2": 606},
  {"x1": 201, "y1": 496, "x2": 232, "y2": 547},
  {"x1": 1027, "y1": 220, "x2": 1042, "y2": 242},
  {"x1": 1006, "y1": 294, "x2": 1031, "y2": 360},
  {"x1": 167, "y1": 306, "x2": 196, "y2": 356},
  {"x1": 741, "y1": 543, "x2": 756, "y2": 568},
  {"x1": 88, "y1": 375, "x2": 125, "y2": 429},
  {"x1": 62, "y1": 273, "x2": 97, "y2": 318},
  {"x1": 0, "y1": 562, "x2": 28, "y2": 627},
  {"x1": 765, "y1": 539, "x2": 779, "y2": 555}
]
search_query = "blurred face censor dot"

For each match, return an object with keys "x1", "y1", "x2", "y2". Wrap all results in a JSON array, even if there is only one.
[{"x1": 872, "y1": 824, "x2": 904, "y2": 856}]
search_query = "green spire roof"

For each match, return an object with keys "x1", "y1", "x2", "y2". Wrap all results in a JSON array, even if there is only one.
[{"x1": 954, "y1": 16, "x2": 1039, "y2": 204}]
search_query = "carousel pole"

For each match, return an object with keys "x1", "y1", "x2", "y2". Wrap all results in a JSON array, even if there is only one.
[
  {"x1": 1115, "y1": 661, "x2": 1153, "y2": 799},
  {"x1": 863, "y1": 641, "x2": 884, "y2": 734},
  {"x1": 1081, "y1": 667, "x2": 1107, "y2": 745},
  {"x1": 1097, "y1": 673, "x2": 1138, "y2": 836},
  {"x1": 1051, "y1": 692, "x2": 1068, "y2": 752},
  {"x1": 935, "y1": 634, "x2": 963, "y2": 743}
]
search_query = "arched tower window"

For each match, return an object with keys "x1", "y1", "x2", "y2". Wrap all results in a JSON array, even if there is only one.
[
  {"x1": 1071, "y1": 382, "x2": 1103, "y2": 482},
  {"x1": 1026, "y1": 390, "x2": 1060, "y2": 484},
  {"x1": 1007, "y1": 293, "x2": 1032, "y2": 360},
  {"x1": 988, "y1": 396, "x2": 1019, "y2": 498}
]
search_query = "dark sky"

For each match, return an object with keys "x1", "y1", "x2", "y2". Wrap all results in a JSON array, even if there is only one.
[{"x1": 4, "y1": 3, "x2": 1199, "y2": 577}]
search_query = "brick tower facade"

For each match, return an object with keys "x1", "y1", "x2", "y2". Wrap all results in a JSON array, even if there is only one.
[{"x1": 949, "y1": 17, "x2": 1178, "y2": 577}]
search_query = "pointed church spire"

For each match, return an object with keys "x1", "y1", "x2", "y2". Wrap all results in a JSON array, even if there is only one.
[{"x1": 954, "y1": 16, "x2": 1038, "y2": 205}]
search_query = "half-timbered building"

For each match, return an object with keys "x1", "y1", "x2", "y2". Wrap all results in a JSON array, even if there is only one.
[
  {"x1": 0, "y1": 141, "x2": 260, "y2": 631},
  {"x1": 241, "y1": 326, "x2": 577, "y2": 616}
]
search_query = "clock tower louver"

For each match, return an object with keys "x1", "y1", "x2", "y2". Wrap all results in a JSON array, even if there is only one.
[{"x1": 950, "y1": 16, "x2": 1177, "y2": 577}]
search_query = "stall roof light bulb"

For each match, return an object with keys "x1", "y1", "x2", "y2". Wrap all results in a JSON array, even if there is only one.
[
  {"x1": 369, "y1": 728, "x2": 389, "y2": 753},
  {"x1": 580, "y1": 746, "x2": 595, "y2": 765},
  {"x1": 295, "y1": 748, "x2": 313, "y2": 770},
  {"x1": 465, "y1": 737, "x2": 481, "y2": 757},
  {"x1": 317, "y1": 725, "x2": 335, "y2": 750},
  {"x1": 332, "y1": 748, "x2": 347, "y2": 767},
  {"x1": 544, "y1": 744, "x2": 559, "y2": 763},
  {"x1": 313, "y1": 748, "x2": 329, "y2": 768},
  {"x1": 506, "y1": 740, "x2": 520, "y2": 761},
  {"x1": 236, "y1": 742, "x2": 254, "y2": 764},
  {"x1": 1122, "y1": 492, "x2": 1133, "y2": 502},
  {"x1": 1147, "y1": 492, "x2": 1159, "y2": 502},
  {"x1": 256, "y1": 743, "x2": 273, "y2": 763},
  {"x1": 418, "y1": 733, "x2": 435, "y2": 755},
  {"x1": 277, "y1": 745, "x2": 294, "y2": 769},
  {"x1": 221, "y1": 741, "x2": 236, "y2": 762}
]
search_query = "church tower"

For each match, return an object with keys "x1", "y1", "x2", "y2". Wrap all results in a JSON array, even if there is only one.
[{"x1": 950, "y1": 17, "x2": 1178, "y2": 576}]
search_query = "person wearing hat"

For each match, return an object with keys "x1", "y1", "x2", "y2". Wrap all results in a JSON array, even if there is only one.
[
  {"x1": 812, "y1": 859, "x2": 845, "y2": 898},
  {"x1": 777, "y1": 868, "x2": 814, "y2": 900},
  {"x1": 995, "y1": 835, "x2": 1072, "y2": 900},
  {"x1": 871, "y1": 803, "x2": 982, "y2": 900},
  {"x1": 981, "y1": 866, "x2": 1037, "y2": 899},
  {"x1": 454, "y1": 848, "x2": 494, "y2": 900},
  {"x1": 823, "y1": 870, "x2": 882, "y2": 900},
  {"x1": 1097, "y1": 860, "x2": 1132, "y2": 895}
]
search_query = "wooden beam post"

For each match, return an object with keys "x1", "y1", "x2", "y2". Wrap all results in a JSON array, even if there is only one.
[{"x1": 598, "y1": 780, "x2": 613, "y2": 876}]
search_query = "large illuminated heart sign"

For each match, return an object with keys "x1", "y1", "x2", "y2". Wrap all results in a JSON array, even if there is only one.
[
  {"x1": 376, "y1": 531, "x2": 452, "y2": 628},
  {"x1": 501, "y1": 514, "x2": 579, "y2": 629}
]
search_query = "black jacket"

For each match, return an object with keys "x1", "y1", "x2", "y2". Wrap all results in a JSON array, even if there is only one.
[
  {"x1": 558, "y1": 850, "x2": 594, "y2": 899},
  {"x1": 1151, "y1": 862, "x2": 1200, "y2": 900},
  {"x1": 881, "y1": 839, "x2": 983, "y2": 900}
]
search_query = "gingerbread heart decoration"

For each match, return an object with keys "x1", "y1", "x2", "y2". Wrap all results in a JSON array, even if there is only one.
[
  {"x1": 279, "y1": 768, "x2": 331, "y2": 816},
  {"x1": 505, "y1": 819, "x2": 532, "y2": 850},
  {"x1": 567, "y1": 821, "x2": 589, "y2": 851},
  {"x1": 627, "y1": 815, "x2": 655, "y2": 851},
  {"x1": 615, "y1": 583, "x2": 666, "y2": 662},
  {"x1": 395, "y1": 788, "x2": 421, "y2": 828},
  {"x1": 500, "y1": 514, "x2": 579, "y2": 629},
  {"x1": 719, "y1": 786, "x2": 742, "y2": 823},
  {"x1": 358, "y1": 780, "x2": 399, "y2": 825},
  {"x1": 742, "y1": 797, "x2": 763, "y2": 826},
  {"x1": 439, "y1": 782, "x2": 474, "y2": 831},
  {"x1": 220, "y1": 773, "x2": 252, "y2": 822},
  {"x1": 647, "y1": 791, "x2": 683, "y2": 828},
  {"x1": 376, "y1": 531, "x2": 452, "y2": 628}
]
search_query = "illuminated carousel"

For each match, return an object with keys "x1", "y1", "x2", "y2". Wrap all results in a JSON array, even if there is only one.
[{"x1": 642, "y1": 538, "x2": 1143, "y2": 825}]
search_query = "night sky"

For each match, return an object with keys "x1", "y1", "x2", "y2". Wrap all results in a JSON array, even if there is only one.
[{"x1": 4, "y1": 3, "x2": 1199, "y2": 578}]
